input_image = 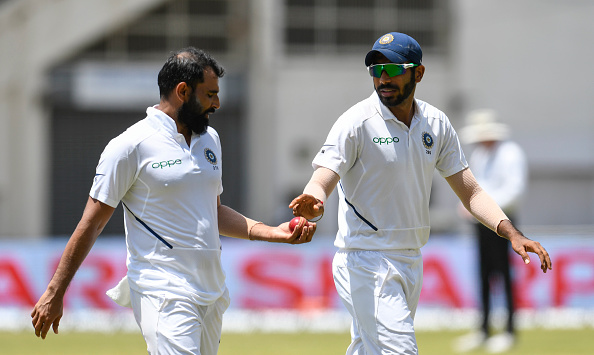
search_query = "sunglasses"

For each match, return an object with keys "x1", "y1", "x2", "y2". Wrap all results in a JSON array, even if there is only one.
[{"x1": 368, "y1": 63, "x2": 419, "y2": 78}]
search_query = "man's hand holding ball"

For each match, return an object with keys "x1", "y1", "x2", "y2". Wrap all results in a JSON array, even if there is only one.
[{"x1": 289, "y1": 216, "x2": 308, "y2": 233}]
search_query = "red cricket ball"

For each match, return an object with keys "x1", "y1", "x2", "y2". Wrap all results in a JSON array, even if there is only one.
[{"x1": 289, "y1": 217, "x2": 302, "y2": 232}]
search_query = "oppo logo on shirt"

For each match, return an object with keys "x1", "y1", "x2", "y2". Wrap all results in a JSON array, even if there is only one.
[
  {"x1": 373, "y1": 136, "x2": 400, "y2": 145},
  {"x1": 151, "y1": 159, "x2": 182, "y2": 169}
]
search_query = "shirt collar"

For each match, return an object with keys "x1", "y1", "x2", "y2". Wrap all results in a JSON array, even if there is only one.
[
  {"x1": 146, "y1": 105, "x2": 180, "y2": 137},
  {"x1": 371, "y1": 91, "x2": 420, "y2": 126}
]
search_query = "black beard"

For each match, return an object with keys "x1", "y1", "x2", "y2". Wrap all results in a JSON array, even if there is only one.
[
  {"x1": 177, "y1": 96, "x2": 214, "y2": 135},
  {"x1": 375, "y1": 72, "x2": 416, "y2": 108}
]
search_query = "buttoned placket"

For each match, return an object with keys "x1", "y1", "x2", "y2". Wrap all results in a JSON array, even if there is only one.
[
  {"x1": 391, "y1": 118, "x2": 413, "y2": 147},
  {"x1": 152, "y1": 108, "x2": 202, "y2": 168},
  {"x1": 174, "y1": 133, "x2": 188, "y2": 150},
  {"x1": 188, "y1": 134, "x2": 202, "y2": 165},
  {"x1": 407, "y1": 115, "x2": 421, "y2": 148},
  {"x1": 378, "y1": 98, "x2": 419, "y2": 148},
  {"x1": 172, "y1": 133, "x2": 195, "y2": 166}
]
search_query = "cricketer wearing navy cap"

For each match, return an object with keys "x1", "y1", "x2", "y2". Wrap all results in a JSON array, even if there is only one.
[
  {"x1": 291, "y1": 30, "x2": 552, "y2": 355},
  {"x1": 364, "y1": 32, "x2": 423, "y2": 66}
]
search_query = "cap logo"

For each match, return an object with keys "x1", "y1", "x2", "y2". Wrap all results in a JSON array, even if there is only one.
[{"x1": 379, "y1": 34, "x2": 394, "y2": 45}]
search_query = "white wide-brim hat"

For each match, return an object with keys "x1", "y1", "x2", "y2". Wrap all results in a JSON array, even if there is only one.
[{"x1": 460, "y1": 109, "x2": 509, "y2": 144}]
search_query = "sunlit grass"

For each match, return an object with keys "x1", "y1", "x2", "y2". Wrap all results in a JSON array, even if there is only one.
[{"x1": 5, "y1": 329, "x2": 593, "y2": 355}]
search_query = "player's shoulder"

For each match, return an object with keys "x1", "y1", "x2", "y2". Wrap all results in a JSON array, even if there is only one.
[
  {"x1": 117, "y1": 118, "x2": 157, "y2": 143},
  {"x1": 205, "y1": 126, "x2": 220, "y2": 140},
  {"x1": 201, "y1": 127, "x2": 222, "y2": 152},
  {"x1": 416, "y1": 99, "x2": 459, "y2": 133},
  {"x1": 338, "y1": 93, "x2": 379, "y2": 127},
  {"x1": 104, "y1": 118, "x2": 157, "y2": 157},
  {"x1": 416, "y1": 99, "x2": 448, "y2": 122}
]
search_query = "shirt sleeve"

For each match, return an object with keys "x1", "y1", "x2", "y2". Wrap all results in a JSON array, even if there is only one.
[
  {"x1": 89, "y1": 137, "x2": 138, "y2": 208},
  {"x1": 436, "y1": 116, "x2": 468, "y2": 178},
  {"x1": 312, "y1": 116, "x2": 359, "y2": 177}
]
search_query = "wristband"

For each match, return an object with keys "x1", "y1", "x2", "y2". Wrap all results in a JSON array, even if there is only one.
[
  {"x1": 308, "y1": 213, "x2": 323, "y2": 222},
  {"x1": 308, "y1": 199, "x2": 324, "y2": 222},
  {"x1": 248, "y1": 222, "x2": 263, "y2": 241}
]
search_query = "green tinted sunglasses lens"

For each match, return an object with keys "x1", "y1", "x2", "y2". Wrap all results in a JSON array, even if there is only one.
[
  {"x1": 383, "y1": 64, "x2": 407, "y2": 77},
  {"x1": 369, "y1": 64, "x2": 409, "y2": 78}
]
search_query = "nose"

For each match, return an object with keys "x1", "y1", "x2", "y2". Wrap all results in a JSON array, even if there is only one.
[
  {"x1": 379, "y1": 70, "x2": 392, "y2": 82},
  {"x1": 212, "y1": 95, "x2": 221, "y2": 110}
]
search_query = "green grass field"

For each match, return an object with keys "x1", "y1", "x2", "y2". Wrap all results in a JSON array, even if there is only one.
[{"x1": 4, "y1": 329, "x2": 593, "y2": 355}]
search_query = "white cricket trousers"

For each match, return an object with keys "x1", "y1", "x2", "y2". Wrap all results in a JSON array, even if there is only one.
[
  {"x1": 130, "y1": 288, "x2": 230, "y2": 355},
  {"x1": 333, "y1": 249, "x2": 423, "y2": 355}
]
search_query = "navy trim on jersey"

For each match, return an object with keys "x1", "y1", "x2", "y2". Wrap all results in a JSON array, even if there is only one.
[
  {"x1": 339, "y1": 182, "x2": 378, "y2": 231},
  {"x1": 122, "y1": 202, "x2": 173, "y2": 249}
]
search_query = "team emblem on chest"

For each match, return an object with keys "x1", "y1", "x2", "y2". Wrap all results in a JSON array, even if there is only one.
[
  {"x1": 204, "y1": 148, "x2": 218, "y2": 165},
  {"x1": 422, "y1": 131, "x2": 434, "y2": 155}
]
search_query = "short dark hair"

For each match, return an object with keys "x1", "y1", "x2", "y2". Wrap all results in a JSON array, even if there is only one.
[{"x1": 157, "y1": 47, "x2": 225, "y2": 98}]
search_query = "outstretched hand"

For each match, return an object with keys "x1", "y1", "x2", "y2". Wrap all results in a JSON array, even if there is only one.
[
  {"x1": 31, "y1": 291, "x2": 63, "y2": 339},
  {"x1": 510, "y1": 234, "x2": 552, "y2": 273},
  {"x1": 283, "y1": 217, "x2": 316, "y2": 244},
  {"x1": 249, "y1": 218, "x2": 316, "y2": 244},
  {"x1": 289, "y1": 194, "x2": 324, "y2": 221},
  {"x1": 498, "y1": 220, "x2": 552, "y2": 273}
]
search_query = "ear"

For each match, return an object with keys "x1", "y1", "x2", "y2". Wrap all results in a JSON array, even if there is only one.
[
  {"x1": 415, "y1": 65, "x2": 425, "y2": 83},
  {"x1": 174, "y1": 82, "x2": 191, "y2": 103}
]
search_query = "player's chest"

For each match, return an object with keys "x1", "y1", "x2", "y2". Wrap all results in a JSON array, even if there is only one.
[
  {"x1": 138, "y1": 138, "x2": 221, "y2": 188},
  {"x1": 361, "y1": 124, "x2": 438, "y2": 166}
]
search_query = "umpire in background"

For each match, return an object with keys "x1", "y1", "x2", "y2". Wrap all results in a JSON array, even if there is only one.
[{"x1": 455, "y1": 109, "x2": 528, "y2": 353}]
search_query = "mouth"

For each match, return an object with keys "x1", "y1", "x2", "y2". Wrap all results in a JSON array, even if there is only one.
[
  {"x1": 378, "y1": 84, "x2": 397, "y2": 91},
  {"x1": 379, "y1": 88, "x2": 396, "y2": 97},
  {"x1": 205, "y1": 109, "x2": 216, "y2": 118}
]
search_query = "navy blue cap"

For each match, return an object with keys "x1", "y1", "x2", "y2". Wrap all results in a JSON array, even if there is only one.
[{"x1": 365, "y1": 32, "x2": 423, "y2": 66}]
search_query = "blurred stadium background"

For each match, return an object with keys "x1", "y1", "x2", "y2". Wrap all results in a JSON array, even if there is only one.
[{"x1": 1, "y1": 0, "x2": 593, "y2": 352}]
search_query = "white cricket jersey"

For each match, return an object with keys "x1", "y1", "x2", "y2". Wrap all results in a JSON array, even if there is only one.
[
  {"x1": 313, "y1": 92, "x2": 468, "y2": 250},
  {"x1": 90, "y1": 106, "x2": 225, "y2": 305}
]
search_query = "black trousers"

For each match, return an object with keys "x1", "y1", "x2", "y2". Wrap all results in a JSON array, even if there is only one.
[{"x1": 476, "y1": 222, "x2": 515, "y2": 335}]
